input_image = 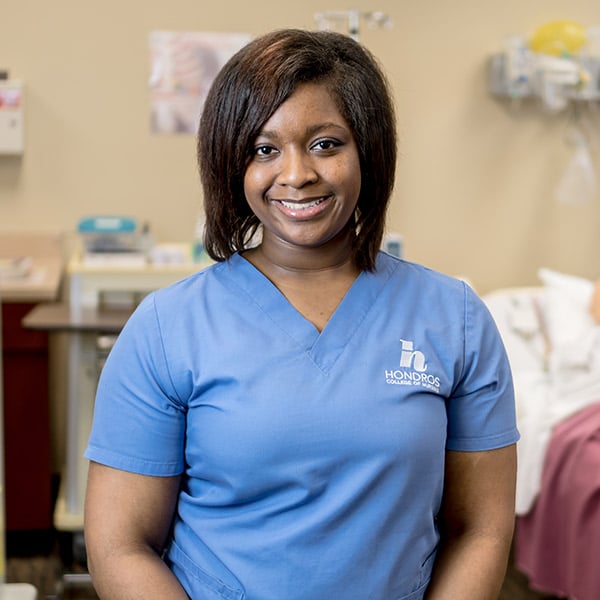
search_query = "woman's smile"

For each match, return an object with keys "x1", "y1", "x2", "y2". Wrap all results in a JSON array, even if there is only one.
[{"x1": 272, "y1": 195, "x2": 333, "y2": 218}]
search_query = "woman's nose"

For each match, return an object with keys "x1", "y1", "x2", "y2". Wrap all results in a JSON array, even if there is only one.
[{"x1": 277, "y1": 150, "x2": 318, "y2": 187}]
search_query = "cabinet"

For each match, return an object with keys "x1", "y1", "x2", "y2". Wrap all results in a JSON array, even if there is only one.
[
  {"x1": 0, "y1": 233, "x2": 63, "y2": 532},
  {"x1": 0, "y1": 303, "x2": 51, "y2": 530}
]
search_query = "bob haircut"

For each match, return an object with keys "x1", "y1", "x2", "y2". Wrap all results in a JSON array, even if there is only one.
[{"x1": 198, "y1": 28, "x2": 397, "y2": 271}]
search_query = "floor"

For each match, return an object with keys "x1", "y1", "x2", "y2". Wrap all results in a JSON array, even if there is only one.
[
  {"x1": 6, "y1": 530, "x2": 98, "y2": 600},
  {"x1": 6, "y1": 530, "x2": 565, "y2": 600}
]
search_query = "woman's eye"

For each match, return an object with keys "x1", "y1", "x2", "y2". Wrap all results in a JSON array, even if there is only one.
[
  {"x1": 254, "y1": 145, "x2": 276, "y2": 157},
  {"x1": 313, "y1": 139, "x2": 340, "y2": 151}
]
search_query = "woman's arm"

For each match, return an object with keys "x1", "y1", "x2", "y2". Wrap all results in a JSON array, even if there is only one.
[
  {"x1": 84, "y1": 461, "x2": 189, "y2": 599},
  {"x1": 425, "y1": 445, "x2": 517, "y2": 600}
]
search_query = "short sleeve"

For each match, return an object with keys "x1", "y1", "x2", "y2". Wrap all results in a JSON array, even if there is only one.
[
  {"x1": 84, "y1": 293, "x2": 187, "y2": 475},
  {"x1": 446, "y1": 284, "x2": 520, "y2": 451}
]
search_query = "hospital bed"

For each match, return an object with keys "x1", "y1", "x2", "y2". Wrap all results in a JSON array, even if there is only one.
[{"x1": 483, "y1": 269, "x2": 600, "y2": 600}]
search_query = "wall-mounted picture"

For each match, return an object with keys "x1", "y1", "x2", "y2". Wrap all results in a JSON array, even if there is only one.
[{"x1": 149, "y1": 31, "x2": 251, "y2": 134}]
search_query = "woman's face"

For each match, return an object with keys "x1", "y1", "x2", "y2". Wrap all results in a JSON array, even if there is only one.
[{"x1": 243, "y1": 82, "x2": 361, "y2": 254}]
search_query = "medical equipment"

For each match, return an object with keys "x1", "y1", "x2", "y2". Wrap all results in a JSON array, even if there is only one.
[
  {"x1": 488, "y1": 21, "x2": 600, "y2": 111},
  {"x1": 77, "y1": 215, "x2": 147, "y2": 266},
  {"x1": 314, "y1": 9, "x2": 392, "y2": 42}
]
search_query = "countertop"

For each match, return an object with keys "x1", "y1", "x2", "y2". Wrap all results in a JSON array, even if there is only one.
[
  {"x1": 0, "y1": 233, "x2": 63, "y2": 303},
  {"x1": 22, "y1": 302, "x2": 131, "y2": 333}
]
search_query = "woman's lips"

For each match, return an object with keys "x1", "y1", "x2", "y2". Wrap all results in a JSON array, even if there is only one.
[
  {"x1": 280, "y1": 198, "x2": 324, "y2": 210},
  {"x1": 272, "y1": 195, "x2": 332, "y2": 218}
]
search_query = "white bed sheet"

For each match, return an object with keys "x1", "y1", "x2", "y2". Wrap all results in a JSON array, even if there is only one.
[{"x1": 483, "y1": 270, "x2": 600, "y2": 515}]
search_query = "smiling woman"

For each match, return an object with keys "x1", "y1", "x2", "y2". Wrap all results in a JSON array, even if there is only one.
[
  {"x1": 84, "y1": 29, "x2": 519, "y2": 600},
  {"x1": 198, "y1": 29, "x2": 397, "y2": 272}
]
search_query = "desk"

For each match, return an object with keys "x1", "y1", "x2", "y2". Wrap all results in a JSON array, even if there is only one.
[
  {"x1": 24, "y1": 254, "x2": 204, "y2": 531},
  {"x1": 23, "y1": 304, "x2": 132, "y2": 530},
  {"x1": 67, "y1": 252, "x2": 200, "y2": 308}
]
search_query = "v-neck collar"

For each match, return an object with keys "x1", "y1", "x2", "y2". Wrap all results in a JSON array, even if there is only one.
[{"x1": 220, "y1": 252, "x2": 396, "y2": 373}]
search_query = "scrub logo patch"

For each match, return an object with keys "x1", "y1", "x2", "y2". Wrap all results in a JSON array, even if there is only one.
[
  {"x1": 385, "y1": 339, "x2": 441, "y2": 392},
  {"x1": 399, "y1": 339, "x2": 426, "y2": 371}
]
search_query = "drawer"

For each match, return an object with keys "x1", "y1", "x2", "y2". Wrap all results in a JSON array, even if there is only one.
[{"x1": 1, "y1": 303, "x2": 48, "y2": 350}]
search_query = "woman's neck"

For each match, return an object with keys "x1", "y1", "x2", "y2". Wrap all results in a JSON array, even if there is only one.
[
  {"x1": 243, "y1": 232, "x2": 361, "y2": 332},
  {"x1": 244, "y1": 230, "x2": 360, "y2": 282}
]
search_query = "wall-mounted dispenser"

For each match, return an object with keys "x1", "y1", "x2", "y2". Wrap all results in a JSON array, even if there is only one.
[{"x1": 0, "y1": 76, "x2": 24, "y2": 155}]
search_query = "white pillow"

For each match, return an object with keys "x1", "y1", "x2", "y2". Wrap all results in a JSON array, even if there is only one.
[{"x1": 538, "y1": 268, "x2": 595, "y2": 349}]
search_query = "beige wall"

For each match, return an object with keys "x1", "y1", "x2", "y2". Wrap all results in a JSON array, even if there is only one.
[{"x1": 1, "y1": 0, "x2": 600, "y2": 294}]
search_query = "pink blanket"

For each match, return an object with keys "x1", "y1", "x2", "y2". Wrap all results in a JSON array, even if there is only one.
[{"x1": 515, "y1": 402, "x2": 600, "y2": 600}]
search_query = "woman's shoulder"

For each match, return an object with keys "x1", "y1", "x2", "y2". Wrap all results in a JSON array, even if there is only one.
[
  {"x1": 152, "y1": 259, "x2": 228, "y2": 302},
  {"x1": 376, "y1": 252, "x2": 470, "y2": 295}
]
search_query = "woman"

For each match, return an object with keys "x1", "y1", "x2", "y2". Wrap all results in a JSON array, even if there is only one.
[{"x1": 84, "y1": 29, "x2": 518, "y2": 599}]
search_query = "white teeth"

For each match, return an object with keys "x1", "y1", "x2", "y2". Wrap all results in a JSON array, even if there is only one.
[{"x1": 279, "y1": 198, "x2": 324, "y2": 210}]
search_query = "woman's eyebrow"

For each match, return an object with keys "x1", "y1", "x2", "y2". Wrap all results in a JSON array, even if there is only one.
[
  {"x1": 256, "y1": 122, "x2": 349, "y2": 140},
  {"x1": 306, "y1": 122, "x2": 348, "y2": 136}
]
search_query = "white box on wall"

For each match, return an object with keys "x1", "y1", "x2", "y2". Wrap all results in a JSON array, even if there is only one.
[{"x1": 0, "y1": 81, "x2": 24, "y2": 155}]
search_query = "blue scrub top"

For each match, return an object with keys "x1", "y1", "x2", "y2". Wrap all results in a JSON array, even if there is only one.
[{"x1": 85, "y1": 252, "x2": 519, "y2": 600}]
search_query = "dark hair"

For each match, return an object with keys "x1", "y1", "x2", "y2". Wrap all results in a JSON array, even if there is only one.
[{"x1": 198, "y1": 28, "x2": 396, "y2": 271}]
